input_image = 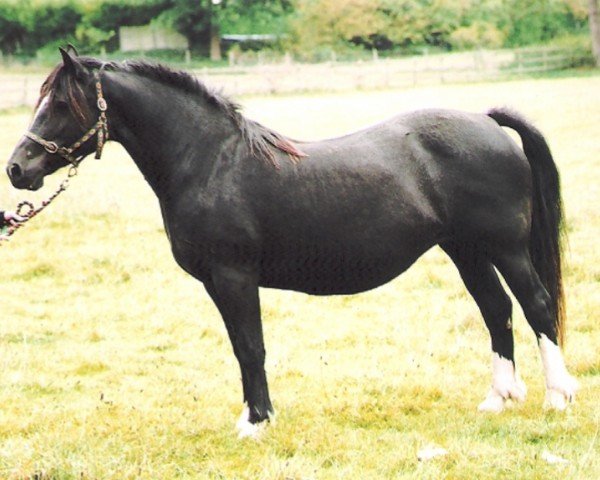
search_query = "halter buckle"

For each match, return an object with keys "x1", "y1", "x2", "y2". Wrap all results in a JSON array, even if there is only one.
[{"x1": 44, "y1": 142, "x2": 59, "y2": 154}]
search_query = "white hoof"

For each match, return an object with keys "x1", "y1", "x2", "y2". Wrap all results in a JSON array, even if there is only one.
[
  {"x1": 235, "y1": 405, "x2": 274, "y2": 439},
  {"x1": 236, "y1": 406, "x2": 261, "y2": 439},
  {"x1": 539, "y1": 334, "x2": 578, "y2": 411},
  {"x1": 478, "y1": 391, "x2": 507, "y2": 413},
  {"x1": 543, "y1": 375, "x2": 578, "y2": 411},
  {"x1": 479, "y1": 353, "x2": 527, "y2": 413}
]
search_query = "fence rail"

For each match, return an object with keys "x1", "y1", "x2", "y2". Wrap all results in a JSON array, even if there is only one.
[{"x1": 0, "y1": 47, "x2": 585, "y2": 110}]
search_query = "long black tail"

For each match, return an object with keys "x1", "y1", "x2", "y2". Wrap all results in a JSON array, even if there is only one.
[{"x1": 487, "y1": 107, "x2": 566, "y2": 346}]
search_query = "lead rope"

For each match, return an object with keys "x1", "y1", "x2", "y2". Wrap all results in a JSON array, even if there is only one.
[
  {"x1": 0, "y1": 166, "x2": 78, "y2": 242},
  {"x1": 3, "y1": 68, "x2": 107, "y2": 243}
]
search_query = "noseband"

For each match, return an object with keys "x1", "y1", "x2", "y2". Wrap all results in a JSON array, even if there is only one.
[{"x1": 24, "y1": 70, "x2": 108, "y2": 169}]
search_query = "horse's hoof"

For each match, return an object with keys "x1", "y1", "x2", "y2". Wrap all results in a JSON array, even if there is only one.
[
  {"x1": 236, "y1": 405, "x2": 274, "y2": 439},
  {"x1": 478, "y1": 364, "x2": 527, "y2": 413},
  {"x1": 503, "y1": 375, "x2": 527, "y2": 403},
  {"x1": 478, "y1": 375, "x2": 527, "y2": 413},
  {"x1": 479, "y1": 354, "x2": 527, "y2": 413},
  {"x1": 539, "y1": 334, "x2": 578, "y2": 411},
  {"x1": 237, "y1": 405, "x2": 261, "y2": 439},
  {"x1": 478, "y1": 391, "x2": 507, "y2": 413},
  {"x1": 544, "y1": 376, "x2": 578, "y2": 411}
]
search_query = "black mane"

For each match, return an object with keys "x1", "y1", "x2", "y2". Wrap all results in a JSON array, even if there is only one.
[{"x1": 40, "y1": 57, "x2": 306, "y2": 167}]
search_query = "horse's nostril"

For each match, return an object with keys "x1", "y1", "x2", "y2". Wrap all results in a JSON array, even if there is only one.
[{"x1": 8, "y1": 163, "x2": 22, "y2": 180}]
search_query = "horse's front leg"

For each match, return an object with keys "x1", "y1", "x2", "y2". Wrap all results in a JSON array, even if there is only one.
[{"x1": 204, "y1": 264, "x2": 274, "y2": 438}]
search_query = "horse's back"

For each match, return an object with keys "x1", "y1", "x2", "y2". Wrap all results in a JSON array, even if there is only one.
[
  {"x1": 169, "y1": 108, "x2": 532, "y2": 295},
  {"x1": 283, "y1": 107, "x2": 530, "y2": 230}
]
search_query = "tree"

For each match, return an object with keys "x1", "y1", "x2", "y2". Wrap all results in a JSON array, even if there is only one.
[
  {"x1": 156, "y1": 0, "x2": 292, "y2": 60},
  {"x1": 591, "y1": 0, "x2": 600, "y2": 65},
  {"x1": 289, "y1": 0, "x2": 388, "y2": 57},
  {"x1": 0, "y1": 2, "x2": 29, "y2": 55},
  {"x1": 84, "y1": 0, "x2": 172, "y2": 52},
  {"x1": 209, "y1": 0, "x2": 293, "y2": 60},
  {"x1": 28, "y1": 2, "x2": 83, "y2": 52},
  {"x1": 380, "y1": 0, "x2": 465, "y2": 49}
]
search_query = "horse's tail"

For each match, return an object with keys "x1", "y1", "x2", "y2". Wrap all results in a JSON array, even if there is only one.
[{"x1": 487, "y1": 107, "x2": 566, "y2": 346}]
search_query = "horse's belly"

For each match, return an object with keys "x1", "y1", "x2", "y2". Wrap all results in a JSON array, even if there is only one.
[{"x1": 258, "y1": 241, "x2": 427, "y2": 295}]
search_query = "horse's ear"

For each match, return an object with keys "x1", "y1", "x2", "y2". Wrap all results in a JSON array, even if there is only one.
[
  {"x1": 59, "y1": 47, "x2": 86, "y2": 78},
  {"x1": 66, "y1": 43, "x2": 79, "y2": 57}
]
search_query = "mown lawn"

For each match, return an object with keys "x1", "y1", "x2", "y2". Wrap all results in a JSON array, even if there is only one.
[{"x1": 0, "y1": 74, "x2": 598, "y2": 479}]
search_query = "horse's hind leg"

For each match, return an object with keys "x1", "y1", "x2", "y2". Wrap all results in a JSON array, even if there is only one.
[
  {"x1": 441, "y1": 242, "x2": 526, "y2": 412},
  {"x1": 204, "y1": 265, "x2": 274, "y2": 437},
  {"x1": 492, "y1": 247, "x2": 578, "y2": 410}
]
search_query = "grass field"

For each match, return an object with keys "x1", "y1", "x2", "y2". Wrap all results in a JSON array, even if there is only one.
[{"x1": 0, "y1": 74, "x2": 599, "y2": 479}]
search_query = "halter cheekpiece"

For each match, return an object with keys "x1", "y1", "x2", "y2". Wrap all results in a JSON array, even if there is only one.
[{"x1": 24, "y1": 69, "x2": 108, "y2": 169}]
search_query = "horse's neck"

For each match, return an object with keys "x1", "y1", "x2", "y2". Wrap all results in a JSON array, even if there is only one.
[{"x1": 104, "y1": 71, "x2": 234, "y2": 195}]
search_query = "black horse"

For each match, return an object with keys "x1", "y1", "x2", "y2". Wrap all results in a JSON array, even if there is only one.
[{"x1": 6, "y1": 48, "x2": 577, "y2": 437}]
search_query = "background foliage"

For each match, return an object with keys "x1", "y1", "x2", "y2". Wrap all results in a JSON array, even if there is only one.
[{"x1": 0, "y1": 0, "x2": 592, "y2": 61}]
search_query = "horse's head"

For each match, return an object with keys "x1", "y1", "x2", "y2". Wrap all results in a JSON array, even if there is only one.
[{"x1": 6, "y1": 46, "x2": 108, "y2": 190}]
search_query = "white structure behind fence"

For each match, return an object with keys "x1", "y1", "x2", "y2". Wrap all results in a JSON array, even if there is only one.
[{"x1": 119, "y1": 26, "x2": 189, "y2": 52}]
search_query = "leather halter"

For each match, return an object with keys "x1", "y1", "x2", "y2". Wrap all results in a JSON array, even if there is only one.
[{"x1": 24, "y1": 70, "x2": 108, "y2": 168}]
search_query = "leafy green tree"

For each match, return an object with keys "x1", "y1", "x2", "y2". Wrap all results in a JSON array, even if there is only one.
[
  {"x1": 154, "y1": 0, "x2": 211, "y2": 55},
  {"x1": 27, "y1": 1, "x2": 82, "y2": 52},
  {"x1": 449, "y1": 21, "x2": 506, "y2": 49},
  {"x1": 0, "y1": 1, "x2": 31, "y2": 54},
  {"x1": 591, "y1": 0, "x2": 600, "y2": 65},
  {"x1": 501, "y1": 0, "x2": 586, "y2": 47},
  {"x1": 158, "y1": 0, "x2": 293, "y2": 60},
  {"x1": 379, "y1": 0, "x2": 464, "y2": 49},
  {"x1": 220, "y1": 0, "x2": 292, "y2": 35},
  {"x1": 0, "y1": 0, "x2": 594, "y2": 59},
  {"x1": 289, "y1": 0, "x2": 591, "y2": 56},
  {"x1": 288, "y1": 0, "x2": 388, "y2": 56}
]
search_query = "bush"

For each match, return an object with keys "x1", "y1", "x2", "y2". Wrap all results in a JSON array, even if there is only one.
[
  {"x1": 502, "y1": 0, "x2": 588, "y2": 47},
  {"x1": 449, "y1": 22, "x2": 506, "y2": 50}
]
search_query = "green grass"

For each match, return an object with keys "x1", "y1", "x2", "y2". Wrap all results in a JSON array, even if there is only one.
[{"x1": 0, "y1": 75, "x2": 599, "y2": 479}]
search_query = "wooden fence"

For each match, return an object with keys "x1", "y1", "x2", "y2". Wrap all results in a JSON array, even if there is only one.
[{"x1": 0, "y1": 47, "x2": 586, "y2": 110}]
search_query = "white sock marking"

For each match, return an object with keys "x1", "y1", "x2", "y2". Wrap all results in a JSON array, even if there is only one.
[
  {"x1": 538, "y1": 334, "x2": 578, "y2": 410},
  {"x1": 235, "y1": 404, "x2": 275, "y2": 439},
  {"x1": 478, "y1": 352, "x2": 526, "y2": 413},
  {"x1": 236, "y1": 405, "x2": 260, "y2": 439}
]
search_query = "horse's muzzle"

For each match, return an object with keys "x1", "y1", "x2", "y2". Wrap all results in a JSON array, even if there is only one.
[
  {"x1": 7, "y1": 162, "x2": 22, "y2": 182},
  {"x1": 6, "y1": 160, "x2": 44, "y2": 191}
]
